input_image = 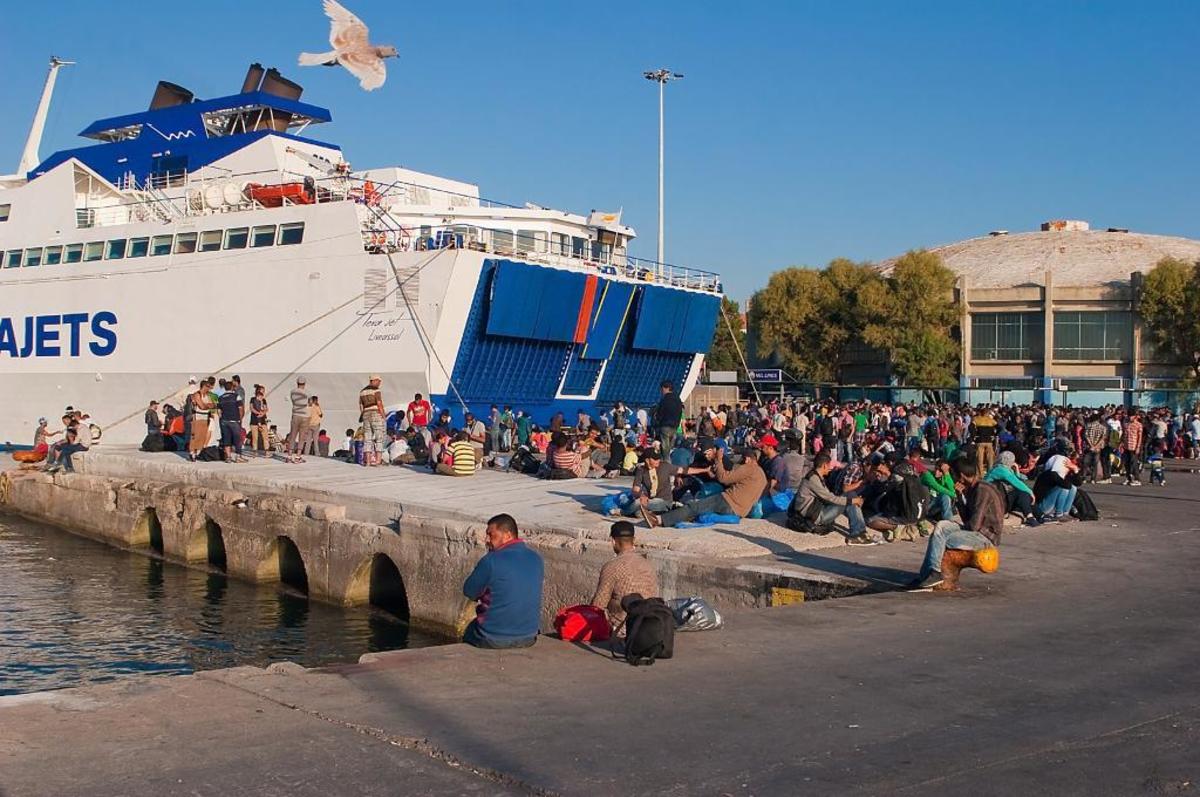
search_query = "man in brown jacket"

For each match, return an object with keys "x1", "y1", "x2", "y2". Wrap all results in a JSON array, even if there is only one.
[
  {"x1": 910, "y1": 459, "x2": 1003, "y2": 590},
  {"x1": 645, "y1": 442, "x2": 767, "y2": 528}
]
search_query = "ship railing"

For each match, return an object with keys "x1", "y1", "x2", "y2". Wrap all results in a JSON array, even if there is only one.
[{"x1": 360, "y1": 218, "x2": 722, "y2": 293}]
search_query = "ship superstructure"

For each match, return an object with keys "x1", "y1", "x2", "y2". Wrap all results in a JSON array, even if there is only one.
[{"x1": 0, "y1": 62, "x2": 722, "y2": 445}]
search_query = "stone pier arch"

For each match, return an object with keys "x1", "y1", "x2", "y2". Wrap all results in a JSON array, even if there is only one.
[
  {"x1": 345, "y1": 553, "x2": 411, "y2": 621},
  {"x1": 257, "y1": 535, "x2": 310, "y2": 594},
  {"x1": 196, "y1": 518, "x2": 228, "y2": 570},
  {"x1": 130, "y1": 507, "x2": 164, "y2": 554}
]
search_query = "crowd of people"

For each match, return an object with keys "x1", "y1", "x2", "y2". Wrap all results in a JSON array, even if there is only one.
[{"x1": 29, "y1": 374, "x2": 1200, "y2": 621}]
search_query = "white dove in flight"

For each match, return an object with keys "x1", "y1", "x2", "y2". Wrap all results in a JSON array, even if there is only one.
[{"x1": 298, "y1": 0, "x2": 398, "y2": 91}]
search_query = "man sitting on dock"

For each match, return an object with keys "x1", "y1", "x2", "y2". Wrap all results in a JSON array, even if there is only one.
[
  {"x1": 462, "y1": 514, "x2": 544, "y2": 649},
  {"x1": 642, "y1": 442, "x2": 767, "y2": 528},
  {"x1": 590, "y1": 521, "x2": 659, "y2": 634}
]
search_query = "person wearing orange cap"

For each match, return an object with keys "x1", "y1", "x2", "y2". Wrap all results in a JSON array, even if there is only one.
[{"x1": 358, "y1": 374, "x2": 386, "y2": 467}]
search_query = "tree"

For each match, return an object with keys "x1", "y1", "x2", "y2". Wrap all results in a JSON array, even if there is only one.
[
  {"x1": 748, "y1": 260, "x2": 882, "y2": 382},
  {"x1": 1139, "y1": 256, "x2": 1200, "y2": 385},
  {"x1": 705, "y1": 296, "x2": 747, "y2": 374},
  {"x1": 860, "y1": 249, "x2": 960, "y2": 386}
]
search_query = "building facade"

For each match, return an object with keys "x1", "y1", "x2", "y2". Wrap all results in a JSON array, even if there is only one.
[{"x1": 880, "y1": 220, "x2": 1200, "y2": 407}]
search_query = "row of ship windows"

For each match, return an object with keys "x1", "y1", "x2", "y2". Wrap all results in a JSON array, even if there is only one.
[{"x1": 2, "y1": 222, "x2": 306, "y2": 269}]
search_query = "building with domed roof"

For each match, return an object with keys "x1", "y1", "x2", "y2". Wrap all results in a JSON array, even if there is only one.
[{"x1": 878, "y1": 220, "x2": 1199, "y2": 406}]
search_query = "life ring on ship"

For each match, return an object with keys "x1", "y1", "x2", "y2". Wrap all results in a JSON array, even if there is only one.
[{"x1": 370, "y1": 232, "x2": 388, "y2": 247}]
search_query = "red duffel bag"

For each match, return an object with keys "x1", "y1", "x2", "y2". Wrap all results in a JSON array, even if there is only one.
[{"x1": 553, "y1": 604, "x2": 611, "y2": 642}]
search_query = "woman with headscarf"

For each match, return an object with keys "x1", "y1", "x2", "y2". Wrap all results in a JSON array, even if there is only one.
[{"x1": 983, "y1": 449, "x2": 1037, "y2": 525}]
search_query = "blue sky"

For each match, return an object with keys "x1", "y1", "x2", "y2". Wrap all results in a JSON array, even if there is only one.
[{"x1": 2, "y1": 1, "x2": 1198, "y2": 301}]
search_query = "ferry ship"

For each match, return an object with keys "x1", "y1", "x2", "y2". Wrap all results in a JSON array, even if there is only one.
[{"x1": 0, "y1": 60, "x2": 722, "y2": 445}]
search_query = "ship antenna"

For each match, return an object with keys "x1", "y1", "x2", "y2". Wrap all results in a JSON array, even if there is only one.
[{"x1": 17, "y1": 56, "x2": 75, "y2": 176}]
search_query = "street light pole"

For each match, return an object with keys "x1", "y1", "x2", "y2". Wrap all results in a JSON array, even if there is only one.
[{"x1": 643, "y1": 68, "x2": 683, "y2": 273}]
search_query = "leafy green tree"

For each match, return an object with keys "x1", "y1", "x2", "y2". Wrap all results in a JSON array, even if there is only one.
[
  {"x1": 1139, "y1": 256, "x2": 1200, "y2": 385},
  {"x1": 705, "y1": 296, "x2": 747, "y2": 374},
  {"x1": 749, "y1": 260, "x2": 882, "y2": 382},
  {"x1": 860, "y1": 249, "x2": 960, "y2": 386}
]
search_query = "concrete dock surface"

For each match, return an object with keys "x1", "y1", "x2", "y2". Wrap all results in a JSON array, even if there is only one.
[
  {"x1": 76, "y1": 447, "x2": 850, "y2": 559},
  {"x1": 3, "y1": 478, "x2": 1198, "y2": 796}
]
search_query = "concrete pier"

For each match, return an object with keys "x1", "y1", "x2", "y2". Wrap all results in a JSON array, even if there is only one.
[
  {"x1": 2, "y1": 477, "x2": 1198, "y2": 796},
  {"x1": 1, "y1": 448, "x2": 873, "y2": 635}
]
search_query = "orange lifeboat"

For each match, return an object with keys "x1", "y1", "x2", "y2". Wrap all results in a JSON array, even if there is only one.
[{"x1": 244, "y1": 182, "x2": 315, "y2": 208}]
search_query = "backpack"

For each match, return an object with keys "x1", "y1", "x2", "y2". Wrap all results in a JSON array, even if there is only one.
[
  {"x1": 507, "y1": 446, "x2": 541, "y2": 475},
  {"x1": 1072, "y1": 488, "x2": 1100, "y2": 521},
  {"x1": 620, "y1": 595, "x2": 675, "y2": 665},
  {"x1": 667, "y1": 597, "x2": 723, "y2": 632},
  {"x1": 786, "y1": 490, "x2": 831, "y2": 535},
  {"x1": 197, "y1": 445, "x2": 223, "y2": 462}
]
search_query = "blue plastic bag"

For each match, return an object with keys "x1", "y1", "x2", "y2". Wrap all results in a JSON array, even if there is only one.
[
  {"x1": 696, "y1": 512, "x2": 740, "y2": 525},
  {"x1": 600, "y1": 490, "x2": 634, "y2": 515},
  {"x1": 696, "y1": 481, "x2": 724, "y2": 498}
]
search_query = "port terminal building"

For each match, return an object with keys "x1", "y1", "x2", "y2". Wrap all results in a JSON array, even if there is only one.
[{"x1": 878, "y1": 220, "x2": 1200, "y2": 407}]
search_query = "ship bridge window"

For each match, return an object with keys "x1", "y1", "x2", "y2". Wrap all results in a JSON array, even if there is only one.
[
  {"x1": 128, "y1": 237, "x2": 149, "y2": 258},
  {"x1": 174, "y1": 232, "x2": 198, "y2": 255},
  {"x1": 224, "y1": 227, "x2": 249, "y2": 250},
  {"x1": 150, "y1": 235, "x2": 173, "y2": 256},
  {"x1": 251, "y1": 225, "x2": 277, "y2": 248},
  {"x1": 83, "y1": 242, "x2": 104, "y2": 262},
  {"x1": 4, "y1": 250, "x2": 20, "y2": 268},
  {"x1": 571, "y1": 237, "x2": 587, "y2": 257},
  {"x1": 0, "y1": 204, "x2": 10, "y2": 222},
  {"x1": 106, "y1": 239, "x2": 127, "y2": 260},
  {"x1": 492, "y1": 229, "x2": 514, "y2": 252},
  {"x1": 44, "y1": 245, "x2": 63, "y2": 265},
  {"x1": 199, "y1": 230, "x2": 222, "y2": 252},
  {"x1": 278, "y1": 222, "x2": 305, "y2": 246},
  {"x1": 64, "y1": 244, "x2": 83, "y2": 264},
  {"x1": 552, "y1": 232, "x2": 569, "y2": 256},
  {"x1": 22, "y1": 247, "x2": 43, "y2": 267},
  {"x1": 516, "y1": 230, "x2": 547, "y2": 253}
]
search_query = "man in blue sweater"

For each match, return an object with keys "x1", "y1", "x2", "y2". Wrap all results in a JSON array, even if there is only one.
[{"x1": 462, "y1": 514, "x2": 544, "y2": 648}]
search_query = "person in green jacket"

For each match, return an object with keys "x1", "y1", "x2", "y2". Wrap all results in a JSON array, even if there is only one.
[
  {"x1": 921, "y1": 459, "x2": 958, "y2": 520},
  {"x1": 984, "y1": 450, "x2": 1036, "y2": 523}
]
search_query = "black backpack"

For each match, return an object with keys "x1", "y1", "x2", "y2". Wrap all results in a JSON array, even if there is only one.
[
  {"x1": 1072, "y1": 488, "x2": 1100, "y2": 521},
  {"x1": 620, "y1": 595, "x2": 675, "y2": 666}
]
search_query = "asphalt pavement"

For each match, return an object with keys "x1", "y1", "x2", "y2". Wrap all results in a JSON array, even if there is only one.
[{"x1": 2, "y1": 475, "x2": 1198, "y2": 796}]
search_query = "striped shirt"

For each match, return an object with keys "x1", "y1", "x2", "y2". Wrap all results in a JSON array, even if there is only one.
[
  {"x1": 449, "y1": 440, "x2": 476, "y2": 475},
  {"x1": 1122, "y1": 420, "x2": 1143, "y2": 453}
]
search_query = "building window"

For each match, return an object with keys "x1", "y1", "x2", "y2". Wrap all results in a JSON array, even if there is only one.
[
  {"x1": 174, "y1": 232, "x2": 198, "y2": 254},
  {"x1": 251, "y1": 225, "x2": 276, "y2": 248},
  {"x1": 224, "y1": 227, "x2": 249, "y2": 250},
  {"x1": 128, "y1": 237, "x2": 150, "y2": 258},
  {"x1": 971, "y1": 312, "x2": 1043, "y2": 361},
  {"x1": 4, "y1": 250, "x2": 21, "y2": 268},
  {"x1": 1053, "y1": 311, "x2": 1131, "y2": 361},
  {"x1": 83, "y1": 242, "x2": 104, "y2": 262},
  {"x1": 199, "y1": 230, "x2": 222, "y2": 252},
  {"x1": 0, "y1": 204, "x2": 11, "y2": 222},
  {"x1": 150, "y1": 235, "x2": 173, "y2": 256},
  {"x1": 23, "y1": 247, "x2": 43, "y2": 267},
  {"x1": 106, "y1": 239, "x2": 127, "y2": 260},
  {"x1": 63, "y1": 244, "x2": 83, "y2": 264},
  {"x1": 43, "y1": 245, "x2": 63, "y2": 265},
  {"x1": 278, "y1": 222, "x2": 305, "y2": 245}
]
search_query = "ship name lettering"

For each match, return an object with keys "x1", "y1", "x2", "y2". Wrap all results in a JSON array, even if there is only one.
[{"x1": 0, "y1": 311, "x2": 118, "y2": 359}]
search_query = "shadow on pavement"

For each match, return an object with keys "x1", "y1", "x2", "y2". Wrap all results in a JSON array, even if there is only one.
[{"x1": 714, "y1": 528, "x2": 915, "y2": 589}]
